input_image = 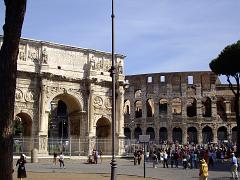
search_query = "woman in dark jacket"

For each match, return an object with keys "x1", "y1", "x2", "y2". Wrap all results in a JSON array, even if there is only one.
[{"x1": 16, "y1": 154, "x2": 27, "y2": 179}]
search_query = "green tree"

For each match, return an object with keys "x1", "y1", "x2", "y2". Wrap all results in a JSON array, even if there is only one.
[
  {"x1": 209, "y1": 40, "x2": 240, "y2": 155},
  {"x1": 0, "y1": 0, "x2": 26, "y2": 179}
]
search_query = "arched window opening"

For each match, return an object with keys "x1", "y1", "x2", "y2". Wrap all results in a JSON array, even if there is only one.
[
  {"x1": 159, "y1": 99, "x2": 168, "y2": 114},
  {"x1": 57, "y1": 100, "x2": 68, "y2": 138},
  {"x1": 217, "y1": 97, "x2": 227, "y2": 121},
  {"x1": 159, "y1": 127, "x2": 168, "y2": 144},
  {"x1": 187, "y1": 98, "x2": 197, "y2": 117},
  {"x1": 202, "y1": 126, "x2": 213, "y2": 144},
  {"x1": 231, "y1": 97, "x2": 236, "y2": 113},
  {"x1": 124, "y1": 100, "x2": 130, "y2": 115},
  {"x1": 202, "y1": 97, "x2": 212, "y2": 117},
  {"x1": 187, "y1": 127, "x2": 198, "y2": 144},
  {"x1": 96, "y1": 118, "x2": 111, "y2": 138},
  {"x1": 172, "y1": 127, "x2": 182, "y2": 144},
  {"x1": 217, "y1": 126, "x2": 227, "y2": 142},
  {"x1": 134, "y1": 127, "x2": 142, "y2": 139},
  {"x1": 135, "y1": 90, "x2": 142, "y2": 99},
  {"x1": 135, "y1": 101, "x2": 142, "y2": 118},
  {"x1": 124, "y1": 128, "x2": 131, "y2": 139},
  {"x1": 147, "y1": 99, "x2": 154, "y2": 117},
  {"x1": 146, "y1": 127, "x2": 155, "y2": 141},
  {"x1": 14, "y1": 114, "x2": 32, "y2": 137},
  {"x1": 172, "y1": 98, "x2": 182, "y2": 115},
  {"x1": 232, "y1": 127, "x2": 237, "y2": 143}
]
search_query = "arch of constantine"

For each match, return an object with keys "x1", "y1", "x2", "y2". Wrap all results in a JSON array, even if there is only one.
[{"x1": 0, "y1": 36, "x2": 125, "y2": 156}]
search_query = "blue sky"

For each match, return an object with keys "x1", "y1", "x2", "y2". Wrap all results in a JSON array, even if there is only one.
[{"x1": 1, "y1": 0, "x2": 240, "y2": 80}]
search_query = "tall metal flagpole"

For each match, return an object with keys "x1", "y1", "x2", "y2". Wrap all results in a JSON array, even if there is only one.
[{"x1": 110, "y1": 0, "x2": 117, "y2": 179}]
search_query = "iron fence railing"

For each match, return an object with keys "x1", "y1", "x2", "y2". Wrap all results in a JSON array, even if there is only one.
[{"x1": 13, "y1": 137, "x2": 164, "y2": 156}]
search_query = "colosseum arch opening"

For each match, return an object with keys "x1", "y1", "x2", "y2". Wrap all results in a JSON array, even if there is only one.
[
  {"x1": 202, "y1": 97, "x2": 212, "y2": 117},
  {"x1": 146, "y1": 99, "x2": 154, "y2": 117},
  {"x1": 124, "y1": 100, "x2": 131, "y2": 116},
  {"x1": 232, "y1": 126, "x2": 237, "y2": 143},
  {"x1": 172, "y1": 127, "x2": 182, "y2": 144},
  {"x1": 217, "y1": 126, "x2": 228, "y2": 142},
  {"x1": 217, "y1": 97, "x2": 227, "y2": 121},
  {"x1": 146, "y1": 127, "x2": 155, "y2": 141},
  {"x1": 134, "y1": 127, "x2": 142, "y2": 140},
  {"x1": 159, "y1": 127, "x2": 168, "y2": 144},
  {"x1": 187, "y1": 98, "x2": 197, "y2": 117},
  {"x1": 187, "y1": 127, "x2": 198, "y2": 144},
  {"x1": 135, "y1": 100, "x2": 142, "y2": 118},
  {"x1": 202, "y1": 126, "x2": 213, "y2": 144},
  {"x1": 159, "y1": 99, "x2": 168, "y2": 114},
  {"x1": 172, "y1": 98, "x2": 182, "y2": 115},
  {"x1": 124, "y1": 127, "x2": 131, "y2": 139}
]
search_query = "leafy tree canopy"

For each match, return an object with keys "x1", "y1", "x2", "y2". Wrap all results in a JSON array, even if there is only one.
[{"x1": 210, "y1": 40, "x2": 240, "y2": 76}]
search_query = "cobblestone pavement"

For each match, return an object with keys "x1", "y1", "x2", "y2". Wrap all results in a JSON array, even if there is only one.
[{"x1": 14, "y1": 158, "x2": 236, "y2": 180}]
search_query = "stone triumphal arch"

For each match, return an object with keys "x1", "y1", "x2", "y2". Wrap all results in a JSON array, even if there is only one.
[{"x1": 0, "y1": 36, "x2": 125, "y2": 155}]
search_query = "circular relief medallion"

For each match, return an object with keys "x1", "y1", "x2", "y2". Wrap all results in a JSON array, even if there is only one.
[
  {"x1": 25, "y1": 91, "x2": 34, "y2": 102},
  {"x1": 15, "y1": 89, "x2": 23, "y2": 100},
  {"x1": 104, "y1": 98, "x2": 112, "y2": 109},
  {"x1": 93, "y1": 96, "x2": 103, "y2": 108}
]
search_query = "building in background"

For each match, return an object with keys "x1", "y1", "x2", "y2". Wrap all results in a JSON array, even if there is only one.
[{"x1": 124, "y1": 72, "x2": 237, "y2": 146}]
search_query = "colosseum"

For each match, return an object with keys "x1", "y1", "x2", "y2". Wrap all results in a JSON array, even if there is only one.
[
  {"x1": 124, "y1": 72, "x2": 237, "y2": 147},
  {"x1": 0, "y1": 36, "x2": 237, "y2": 156}
]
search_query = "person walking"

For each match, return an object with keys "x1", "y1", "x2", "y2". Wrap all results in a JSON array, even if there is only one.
[
  {"x1": 231, "y1": 153, "x2": 239, "y2": 180},
  {"x1": 53, "y1": 152, "x2": 57, "y2": 165},
  {"x1": 99, "y1": 150, "x2": 103, "y2": 164},
  {"x1": 163, "y1": 150, "x2": 168, "y2": 168},
  {"x1": 59, "y1": 152, "x2": 65, "y2": 168},
  {"x1": 94, "y1": 150, "x2": 98, "y2": 164},
  {"x1": 199, "y1": 159, "x2": 208, "y2": 180},
  {"x1": 133, "y1": 151, "x2": 137, "y2": 165},
  {"x1": 16, "y1": 154, "x2": 27, "y2": 180},
  {"x1": 152, "y1": 151, "x2": 158, "y2": 168}
]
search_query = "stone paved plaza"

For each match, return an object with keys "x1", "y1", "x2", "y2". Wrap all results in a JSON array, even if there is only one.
[{"x1": 13, "y1": 158, "x2": 236, "y2": 180}]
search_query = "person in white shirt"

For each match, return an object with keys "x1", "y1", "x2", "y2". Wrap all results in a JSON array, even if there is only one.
[
  {"x1": 231, "y1": 153, "x2": 238, "y2": 179},
  {"x1": 59, "y1": 152, "x2": 65, "y2": 168},
  {"x1": 163, "y1": 150, "x2": 168, "y2": 168}
]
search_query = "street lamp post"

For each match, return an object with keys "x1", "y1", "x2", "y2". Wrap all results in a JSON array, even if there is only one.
[{"x1": 110, "y1": 0, "x2": 117, "y2": 179}]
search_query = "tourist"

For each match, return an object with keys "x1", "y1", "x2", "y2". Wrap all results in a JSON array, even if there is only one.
[
  {"x1": 182, "y1": 153, "x2": 187, "y2": 169},
  {"x1": 170, "y1": 151, "x2": 175, "y2": 168},
  {"x1": 133, "y1": 151, "x2": 137, "y2": 165},
  {"x1": 231, "y1": 153, "x2": 239, "y2": 179},
  {"x1": 93, "y1": 150, "x2": 98, "y2": 164},
  {"x1": 53, "y1": 152, "x2": 57, "y2": 165},
  {"x1": 137, "y1": 150, "x2": 142, "y2": 165},
  {"x1": 59, "y1": 152, "x2": 65, "y2": 168},
  {"x1": 174, "y1": 150, "x2": 179, "y2": 168},
  {"x1": 16, "y1": 154, "x2": 27, "y2": 180},
  {"x1": 99, "y1": 150, "x2": 103, "y2": 164},
  {"x1": 199, "y1": 159, "x2": 208, "y2": 180},
  {"x1": 163, "y1": 150, "x2": 168, "y2": 168},
  {"x1": 152, "y1": 151, "x2": 158, "y2": 168}
]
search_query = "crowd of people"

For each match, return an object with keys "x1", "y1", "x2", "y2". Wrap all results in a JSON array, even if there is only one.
[
  {"x1": 133, "y1": 142, "x2": 239, "y2": 179},
  {"x1": 14, "y1": 143, "x2": 239, "y2": 179}
]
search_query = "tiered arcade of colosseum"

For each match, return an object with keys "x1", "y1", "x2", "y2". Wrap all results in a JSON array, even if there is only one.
[{"x1": 124, "y1": 72, "x2": 237, "y2": 145}]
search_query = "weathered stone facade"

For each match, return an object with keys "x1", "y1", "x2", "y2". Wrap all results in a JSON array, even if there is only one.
[
  {"x1": 0, "y1": 36, "x2": 237, "y2": 155},
  {"x1": 0, "y1": 36, "x2": 125, "y2": 155},
  {"x1": 124, "y1": 72, "x2": 237, "y2": 145}
]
